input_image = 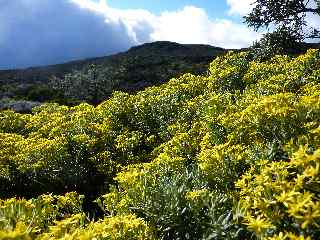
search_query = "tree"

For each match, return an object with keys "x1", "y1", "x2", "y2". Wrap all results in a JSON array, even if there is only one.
[
  {"x1": 50, "y1": 64, "x2": 122, "y2": 105},
  {"x1": 245, "y1": 0, "x2": 320, "y2": 57}
]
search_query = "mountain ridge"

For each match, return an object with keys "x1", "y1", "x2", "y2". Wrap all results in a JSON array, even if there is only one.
[{"x1": 0, "y1": 41, "x2": 228, "y2": 110}]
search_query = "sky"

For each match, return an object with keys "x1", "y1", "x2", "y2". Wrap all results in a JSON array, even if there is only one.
[
  {"x1": 106, "y1": 0, "x2": 231, "y2": 19},
  {"x1": 0, "y1": 0, "x2": 318, "y2": 70}
]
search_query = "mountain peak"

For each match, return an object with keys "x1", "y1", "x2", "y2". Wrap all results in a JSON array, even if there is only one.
[{"x1": 127, "y1": 41, "x2": 225, "y2": 57}]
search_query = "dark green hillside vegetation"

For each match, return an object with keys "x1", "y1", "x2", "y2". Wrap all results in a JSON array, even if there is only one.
[
  {"x1": 0, "y1": 41, "x2": 226, "y2": 109},
  {"x1": 0, "y1": 49, "x2": 320, "y2": 239}
]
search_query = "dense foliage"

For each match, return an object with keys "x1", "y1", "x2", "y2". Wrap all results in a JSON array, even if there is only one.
[{"x1": 0, "y1": 49, "x2": 319, "y2": 239}]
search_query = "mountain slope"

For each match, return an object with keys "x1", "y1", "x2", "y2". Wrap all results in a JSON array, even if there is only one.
[{"x1": 0, "y1": 41, "x2": 227, "y2": 109}]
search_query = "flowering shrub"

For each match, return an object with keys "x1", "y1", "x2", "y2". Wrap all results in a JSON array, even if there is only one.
[
  {"x1": 0, "y1": 192, "x2": 84, "y2": 239},
  {"x1": 236, "y1": 146, "x2": 320, "y2": 239},
  {"x1": 0, "y1": 49, "x2": 319, "y2": 239}
]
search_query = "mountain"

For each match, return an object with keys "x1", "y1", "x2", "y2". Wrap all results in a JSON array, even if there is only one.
[{"x1": 0, "y1": 41, "x2": 227, "y2": 111}]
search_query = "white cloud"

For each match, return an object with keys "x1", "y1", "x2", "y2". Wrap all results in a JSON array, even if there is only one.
[
  {"x1": 72, "y1": 0, "x2": 157, "y2": 43},
  {"x1": 150, "y1": 6, "x2": 213, "y2": 45},
  {"x1": 74, "y1": 1, "x2": 261, "y2": 49},
  {"x1": 148, "y1": 6, "x2": 261, "y2": 49},
  {"x1": 209, "y1": 20, "x2": 261, "y2": 49},
  {"x1": 226, "y1": 0, "x2": 255, "y2": 16}
]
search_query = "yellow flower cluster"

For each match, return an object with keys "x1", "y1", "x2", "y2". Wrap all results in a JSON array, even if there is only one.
[
  {"x1": 185, "y1": 189, "x2": 208, "y2": 201},
  {"x1": 237, "y1": 147, "x2": 320, "y2": 239},
  {"x1": 40, "y1": 214, "x2": 154, "y2": 240}
]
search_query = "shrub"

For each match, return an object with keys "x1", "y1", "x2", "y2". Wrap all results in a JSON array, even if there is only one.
[
  {"x1": 0, "y1": 192, "x2": 84, "y2": 239},
  {"x1": 236, "y1": 145, "x2": 320, "y2": 239}
]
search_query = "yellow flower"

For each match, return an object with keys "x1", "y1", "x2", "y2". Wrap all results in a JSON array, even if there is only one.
[
  {"x1": 245, "y1": 214, "x2": 274, "y2": 235},
  {"x1": 268, "y1": 232, "x2": 287, "y2": 240},
  {"x1": 185, "y1": 189, "x2": 208, "y2": 201}
]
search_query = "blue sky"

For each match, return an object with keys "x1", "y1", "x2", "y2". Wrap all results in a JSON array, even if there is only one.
[
  {"x1": 106, "y1": 0, "x2": 232, "y2": 19},
  {"x1": 0, "y1": 0, "x2": 274, "y2": 69}
]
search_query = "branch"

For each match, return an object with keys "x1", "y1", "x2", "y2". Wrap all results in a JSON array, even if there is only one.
[
  {"x1": 306, "y1": 35, "x2": 320, "y2": 39},
  {"x1": 303, "y1": 8, "x2": 320, "y2": 14}
]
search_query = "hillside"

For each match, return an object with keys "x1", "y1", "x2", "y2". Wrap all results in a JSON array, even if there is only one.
[
  {"x1": 0, "y1": 41, "x2": 227, "y2": 110},
  {"x1": 0, "y1": 49, "x2": 319, "y2": 239}
]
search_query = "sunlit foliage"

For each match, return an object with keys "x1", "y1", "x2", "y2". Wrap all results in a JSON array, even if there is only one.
[{"x1": 0, "y1": 49, "x2": 319, "y2": 239}]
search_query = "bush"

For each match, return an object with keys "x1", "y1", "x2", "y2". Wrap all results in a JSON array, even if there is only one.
[
  {"x1": 236, "y1": 144, "x2": 320, "y2": 239},
  {"x1": 0, "y1": 192, "x2": 84, "y2": 239},
  {"x1": 0, "y1": 50, "x2": 319, "y2": 239}
]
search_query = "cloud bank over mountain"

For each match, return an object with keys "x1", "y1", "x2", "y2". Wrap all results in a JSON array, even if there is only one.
[
  {"x1": 77, "y1": 0, "x2": 261, "y2": 48},
  {"x1": 0, "y1": 0, "x2": 134, "y2": 69},
  {"x1": 0, "y1": 0, "x2": 262, "y2": 69}
]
